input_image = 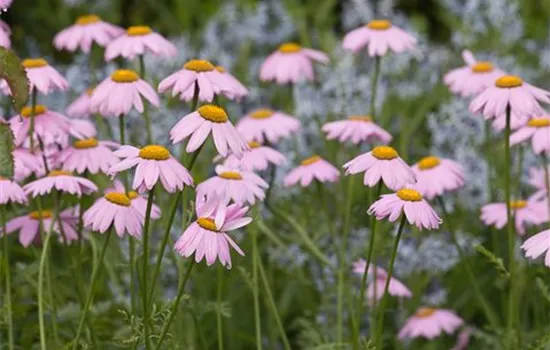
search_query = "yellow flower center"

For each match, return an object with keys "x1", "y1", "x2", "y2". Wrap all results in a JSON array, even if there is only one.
[
  {"x1": 301, "y1": 155, "x2": 322, "y2": 166},
  {"x1": 248, "y1": 141, "x2": 261, "y2": 149},
  {"x1": 73, "y1": 138, "x2": 98, "y2": 149},
  {"x1": 197, "y1": 105, "x2": 229, "y2": 123},
  {"x1": 183, "y1": 59, "x2": 215, "y2": 72},
  {"x1": 278, "y1": 42, "x2": 302, "y2": 53},
  {"x1": 219, "y1": 171, "x2": 243, "y2": 180},
  {"x1": 372, "y1": 146, "x2": 398, "y2": 160},
  {"x1": 127, "y1": 191, "x2": 139, "y2": 200},
  {"x1": 111, "y1": 69, "x2": 140, "y2": 83},
  {"x1": 495, "y1": 75, "x2": 523, "y2": 88},
  {"x1": 471, "y1": 61, "x2": 494, "y2": 73},
  {"x1": 21, "y1": 105, "x2": 47, "y2": 117},
  {"x1": 29, "y1": 210, "x2": 53, "y2": 220},
  {"x1": 215, "y1": 66, "x2": 225, "y2": 73},
  {"x1": 76, "y1": 14, "x2": 101, "y2": 25},
  {"x1": 250, "y1": 108, "x2": 274, "y2": 119},
  {"x1": 197, "y1": 217, "x2": 217, "y2": 231},
  {"x1": 126, "y1": 25, "x2": 152, "y2": 36},
  {"x1": 528, "y1": 118, "x2": 550, "y2": 128},
  {"x1": 417, "y1": 156, "x2": 441, "y2": 170},
  {"x1": 48, "y1": 170, "x2": 72, "y2": 177},
  {"x1": 397, "y1": 188, "x2": 423, "y2": 202},
  {"x1": 22, "y1": 58, "x2": 48, "y2": 69},
  {"x1": 105, "y1": 192, "x2": 131, "y2": 207},
  {"x1": 139, "y1": 145, "x2": 171, "y2": 160},
  {"x1": 510, "y1": 200, "x2": 527, "y2": 210},
  {"x1": 415, "y1": 307, "x2": 436, "y2": 318},
  {"x1": 348, "y1": 116, "x2": 372, "y2": 122},
  {"x1": 86, "y1": 88, "x2": 94, "y2": 96},
  {"x1": 367, "y1": 20, "x2": 392, "y2": 30}
]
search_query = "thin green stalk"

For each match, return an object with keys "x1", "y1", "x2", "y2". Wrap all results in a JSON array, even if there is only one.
[
  {"x1": 72, "y1": 228, "x2": 114, "y2": 350},
  {"x1": 28, "y1": 87, "x2": 37, "y2": 150},
  {"x1": 251, "y1": 208, "x2": 263, "y2": 350},
  {"x1": 370, "y1": 56, "x2": 381, "y2": 120},
  {"x1": 119, "y1": 114, "x2": 126, "y2": 145},
  {"x1": 217, "y1": 264, "x2": 224, "y2": 350},
  {"x1": 155, "y1": 260, "x2": 195, "y2": 349},
  {"x1": 129, "y1": 239, "x2": 137, "y2": 314},
  {"x1": 141, "y1": 187, "x2": 156, "y2": 350},
  {"x1": 515, "y1": 146, "x2": 524, "y2": 197},
  {"x1": 38, "y1": 211, "x2": 58, "y2": 350},
  {"x1": 374, "y1": 215, "x2": 407, "y2": 349},
  {"x1": 44, "y1": 251, "x2": 60, "y2": 346},
  {"x1": 1, "y1": 206, "x2": 14, "y2": 350},
  {"x1": 485, "y1": 120, "x2": 494, "y2": 202},
  {"x1": 139, "y1": 55, "x2": 153, "y2": 144}
]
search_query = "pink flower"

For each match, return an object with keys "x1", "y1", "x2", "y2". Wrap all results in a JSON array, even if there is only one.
[
  {"x1": 0, "y1": 20, "x2": 11, "y2": 48},
  {"x1": 105, "y1": 25, "x2": 176, "y2": 61},
  {"x1": 0, "y1": 0, "x2": 12, "y2": 11},
  {"x1": 196, "y1": 166, "x2": 268, "y2": 205},
  {"x1": 352, "y1": 260, "x2": 412, "y2": 303},
  {"x1": 56, "y1": 138, "x2": 119, "y2": 174},
  {"x1": 491, "y1": 111, "x2": 528, "y2": 132},
  {"x1": 66, "y1": 88, "x2": 94, "y2": 118},
  {"x1": 521, "y1": 229, "x2": 550, "y2": 266},
  {"x1": 284, "y1": 155, "x2": 340, "y2": 187},
  {"x1": 444, "y1": 50, "x2": 505, "y2": 97},
  {"x1": 0, "y1": 177, "x2": 27, "y2": 205},
  {"x1": 223, "y1": 141, "x2": 286, "y2": 172},
  {"x1": 260, "y1": 42, "x2": 329, "y2": 84},
  {"x1": 322, "y1": 116, "x2": 392, "y2": 144},
  {"x1": 343, "y1": 146, "x2": 416, "y2": 190},
  {"x1": 10, "y1": 105, "x2": 70, "y2": 147},
  {"x1": 481, "y1": 199, "x2": 545, "y2": 235},
  {"x1": 215, "y1": 65, "x2": 249, "y2": 100},
  {"x1": 510, "y1": 117, "x2": 550, "y2": 154},
  {"x1": 398, "y1": 308, "x2": 464, "y2": 340},
  {"x1": 54, "y1": 14, "x2": 123, "y2": 53},
  {"x1": 450, "y1": 328, "x2": 472, "y2": 350},
  {"x1": 174, "y1": 194, "x2": 250, "y2": 268},
  {"x1": 13, "y1": 147, "x2": 45, "y2": 181},
  {"x1": 343, "y1": 19, "x2": 417, "y2": 56},
  {"x1": 68, "y1": 119, "x2": 97, "y2": 140},
  {"x1": 21, "y1": 58, "x2": 68, "y2": 95},
  {"x1": 23, "y1": 170, "x2": 98, "y2": 198},
  {"x1": 158, "y1": 60, "x2": 247, "y2": 102},
  {"x1": 91, "y1": 69, "x2": 159, "y2": 117},
  {"x1": 412, "y1": 156, "x2": 464, "y2": 200},
  {"x1": 83, "y1": 192, "x2": 143, "y2": 238},
  {"x1": 109, "y1": 145, "x2": 193, "y2": 193},
  {"x1": 470, "y1": 75, "x2": 550, "y2": 120},
  {"x1": 368, "y1": 187, "x2": 442, "y2": 230},
  {"x1": 170, "y1": 105, "x2": 249, "y2": 158},
  {"x1": 236, "y1": 108, "x2": 301, "y2": 143},
  {"x1": 106, "y1": 180, "x2": 161, "y2": 220},
  {"x1": 527, "y1": 166, "x2": 550, "y2": 201}
]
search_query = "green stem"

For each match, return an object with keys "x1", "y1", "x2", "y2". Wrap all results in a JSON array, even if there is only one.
[
  {"x1": 1, "y1": 206, "x2": 14, "y2": 350},
  {"x1": 129, "y1": 239, "x2": 137, "y2": 315},
  {"x1": 251, "y1": 208, "x2": 263, "y2": 350},
  {"x1": 38, "y1": 211, "x2": 58, "y2": 350},
  {"x1": 44, "y1": 250, "x2": 60, "y2": 346},
  {"x1": 28, "y1": 87, "x2": 37, "y2": 151},
  {"x1": 141, "y1": 187, "x2": 156, "y2": 350},
  {"x1": 370, "y1": 56, "x2": 381, "y2": 120},
  {"x1": 374, "y1": 215, "x2": 407, "y2": 349},
  {"x1": 217, "y1": 264, "x2": 224, "y2": 350},
  {"x1": 119, "y1": 114, "x2": 126, "y2": 145},
  {"x1": 72, "y1": 228, "x2": 113, "y2": 350},
  {"x1": 139, "y1": 55, "x2": 153, "y2": 144}
]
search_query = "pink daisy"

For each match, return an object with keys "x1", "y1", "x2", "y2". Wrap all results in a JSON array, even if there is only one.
[
  {"x1": 0, "y1": 177, "x2": 27, "y2": 205},
  {"x1": 170, "y1": 105, "x2": 249, "y2": 158},
  {"x1": 10, "y1": 105, "x2": 70, "y2": 147},
  {"x1": 158, "y1": 60, "x2": 246, "y2": 102},
  {"x1": 352, "y1": 260, "x2": 412, "y2": 303},
  {"x1": 66, "y1": 88, "x2": 94, "y2": 118},
  {"x1": 23, "y1": 170, "x2": 98, "y2": 198},
  {"x1": 56, "y1": 138, "x2": 119, "y2": 175},
  {"x1": 342, "y1": 19, "x2": 417, "y2": 56},
  {"x1": 109, "y1": 145, "x2": 193, "y2": 193},
  {"x1": 398, "y1": 308, "x2": 464, "y2": 340},
  {"x1": 521, "y1": 229, "x2": 550, "y2": 267},
  {"x1": 0, "y1": 0, "x2": 12, "y2": 11},
  {"x1": 444, "y1": 50, "x2": 505, "y2": 97},
  {"x1": 343, "y1": 145, "x2": 416, "y2": 190},
  {"x1": 412, "y1": 156, "x2": 464, "y2": 200},
  {"x1": 196, "y1": 165, "x2": 268, "y2": 205},
  {"x1": 236, "y1": 108, "x2": 301, "y2": 143},
  {"x1": 0, "y1": 20, "x2": 11, "y2": 48},
  {"x1": 510, "y1": 117, "x2": 550, "y2": 154},
  {"x1": 223, "y1": 141, "x2": 286, "y2": 172},
  {"x1": 174, "y1": 194, "x2": 250, "y2": 268},
  {"x1": 260, "y1": 42, "x2": 329, "y2": 84},
  {"x1": 21, "y1": 58, "x2": 68, "y2": 95},
  {"x1": 481, "y1": 199, "x2": 546, "y2": 236},
  {"x1": 106, "y1": 180, "x2": 161, "y2": 220},
  {"x1": 491, "y1": 111, "x2": 528, "y2": 132},
  {"x1": 54, "y1": 14, "x2": 123, "y2": 53},
  {"x1": 450, "y1": 328, "x2": 472, "y2": 350},
  {"x1": 527, "y1": 166, "x2": 550, "y2": 201},
  {"x1": 83, "y1": 192, "x2": 143, "y2": 238},
  {"x1": 68, "y1": 118, "x2": 97, "y2": 140},
  {"x1": 13, "y1": 147, "x2": 45, "y2": 181},
  {"x1": 368, "y1": 187, "x2": 442, "y2": 230},
  {"x1": 470, "y1": 75, "x2": 550, "y2": 120},
  {"x1": 322, "y1": 116, "x2": 392, "y2": 145},
  {"x1": 104, "y1": 25, "x2": 176, "y2": 61},
  {"x1": 284, "y1": 155, "x2": 340, "y2": 187},
  {"x1": 215, "y1": 65, "x2": 249, "y2": 100},
  {"x1": 91, "y1": 69, "x2": 159, "y2": 117}
]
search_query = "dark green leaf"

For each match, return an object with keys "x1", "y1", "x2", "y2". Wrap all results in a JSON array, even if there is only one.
[
  {"x1": 0, "y1": 47, "x2": 29, "y2": 112},
  {"x1": 0, "y1": 121, "x2": 14, "y2": 179}
]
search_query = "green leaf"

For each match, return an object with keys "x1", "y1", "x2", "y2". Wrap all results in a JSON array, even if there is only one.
[
  {"x1": 475, "y1": 245, "x2": 510, "y2": 279},
  {"x1": 0, "y1": 121, "x2": 14, "y2": 179},
  {"x1": 0, "y1": 47, "x2": 29, "y2": 111}
]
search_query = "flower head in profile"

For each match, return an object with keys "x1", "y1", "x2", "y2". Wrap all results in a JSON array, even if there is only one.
[
  {"x1": 343, "y1": 19, "x2": 416, "y2": 56},
  {"x1": 10, "y1": 105, "x2": 70, "y2": 147},
  {"x1": 105, "y1": 25, "x2": 176, "y2": 60},
  {"x1": 510, "y1": 117, "x2": 550, "y2": 154},
  {"x1": 260, "y1": 42, "x2": 329, "y2": 84},
  {"x1": 0, "y1": 20, "x2": 11, "y2": 48},
  {"x1": 481, "y1": 199, "x2": 546, "y2": 235},
  {"x1": 57, "y1": 138, "x2": 119, "y2": 174},
  {"x1": 67, "y1": 88, "x2": 94, "y2": 118},
  {"x1": 83, "y1": 191, "x2": 143, "y2": 238},
  {"x1": 106, "y1": 180, "x2": 161, "y2": 220},
  {"x1": 527, "y1": 166, "x2": 550, "y2": 201},
  {"x1": 197, "y1": 166, "x2": 268, "y2": 205},
  {"x1": 23, "y1": 170, "x2": 98, "y2": 198},
  {"x1": 322, "y1": 116, "x2": 392, "y2": 145},
  {"x1": 398, "y1": 307, "x2": 464, "y2": 340},
  {"x1": 0, "y1": 177, "x2": 27, "y2": 205},
  {"x1": 236, "y1": 108, "x2": 301, "y2": 143},
  {"x1": 170, "y1": 105, "x2": 249, "y2": 158},
  {"x1": 13, "y1": 147, "x2": 45, "y2": 181},
  {"x1": 368, "y1": 187, "x2": 442, "y2": 230},
  {"x1": 215, "y1": 65, "x2": 249, "y2": 100},
  {"x1": 352, "y1": 260, "x2": 412, "y2": 303},
  {"x1": 444, "y1": 50, "x2": 505, "y2": 97},
  {"x1": 0, "y1": 0, "x2": 12, "y2": 11},
  {"x1": 521, "y1": 229, "x2": 550, "y2": 267},
  {"x1": 91, "y1": 69, "x2": 159, "y2": 117},
  {"x1": 412, "y1": 156, "x2": 464, "y2": 200},
  {"x1": 21, "y1": 58, "x2": 69, "y2": 95},
  {"x1": 109, "y1": 145, "x2": 193, "y2": 193},
  {"x1": 174, "y1": 194, "x2": 250, "y2": 268},
  {"x1": 54, "y1": 14, "x2": 123, "y2": 53},
  {"x1": 223, "y1": 141, "x2": 286, "y2": 172},
  {"x1": 343, "y1": 146, "x2": 416, "y2": 190},
  {"x1": 491, "y1": 111, "x2": 528, "y2": 132},
  {"x1": 284, "y1": 155, "x2": 340, "y2": 187},
  {"x1": 68, "y1": 119, "x2": 97, "y2": 140}
]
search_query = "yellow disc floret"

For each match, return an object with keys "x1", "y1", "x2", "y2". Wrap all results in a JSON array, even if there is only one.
[
  {"x1": 183, "y1": 59, "x2": 215, "y2": 72},
  {"x1": 29, "y1": 210, "x2": 53, "y2": 220},
  {"x1": 127, "y1": 191, "x2": 139, "y2": 200},
  {"x1": 250, "y1": 108, "x2": 274, "y2": 119},
  {"x1": 495, "y1": 75, "x2": 523, "y2": 88},
  {"x1": 22, "y1": 58, "x2": 48, "y2": 69},
  {"x1": 528, "y1": 118, "x2": 550, "y2": 128},
  {"x1": 126, "y1": 25, "x2": 152, "y2": 36},
  {"x1": 415, "y1": 307, "x2": 436, "y2": 318},
  {"x1": 219, "y1": 171, "x2": 243, "y2": 180},
  {"x1": 348, "y1": 116, "x2": 372, "y2": 122},
  {"x1": 111, "y1": 69, "x2": 140, "y2": 83},
  {"x1": 197, "y1": 217, "x2": 217, "y2": 231},
  {"x1": 367, "y1": 20, "x2": 392, "y2": 30},
  {"x1": 301, "y1": 155, "x2": 322, "y2": 166},
  {"x1": 372, "y1": 146, "x2": 398, "y2": 160},
  {"x1": 510, "y1": 200, "x2": 527, "y2": 210},
  {"x1": 215, "y1": 66, "x2": 226, "y2": 73},
  {"x1": 248, "y1": 141, "x2": 262, "y2": 149},
  {"x1": 139, "y1": 145, "x2": 171, "y2": 160},
  {"x1": 105, "y1": 192, "x2": 131, "y2": 207},
  {"x1": 48, "y1": 170, "x2": 72, "y2": 177},
  {"x1": 73, "y1": 138, "x2": 99, "y2": 149},
  {"x1": 76, "y1": 14, "x2": 101, "y2": 25},
  {"x1": 397, "y1": 188, "x2": 423, "y2": 202},
  {"x1": 21, "y1": 105, "x2": 47, "y2": 117},
  {"x1": 471, "y1": 61, "x2": 494, "y2": 73},
  {"x1": 278, "y1": 43, "x2": 302, "y2": 53},
  {"x1": 198, "y1": 105, "x2": 229, "y2": 123},
  {"x1": 417, "y1": 156, "x2": 441, "y2": 170}
]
